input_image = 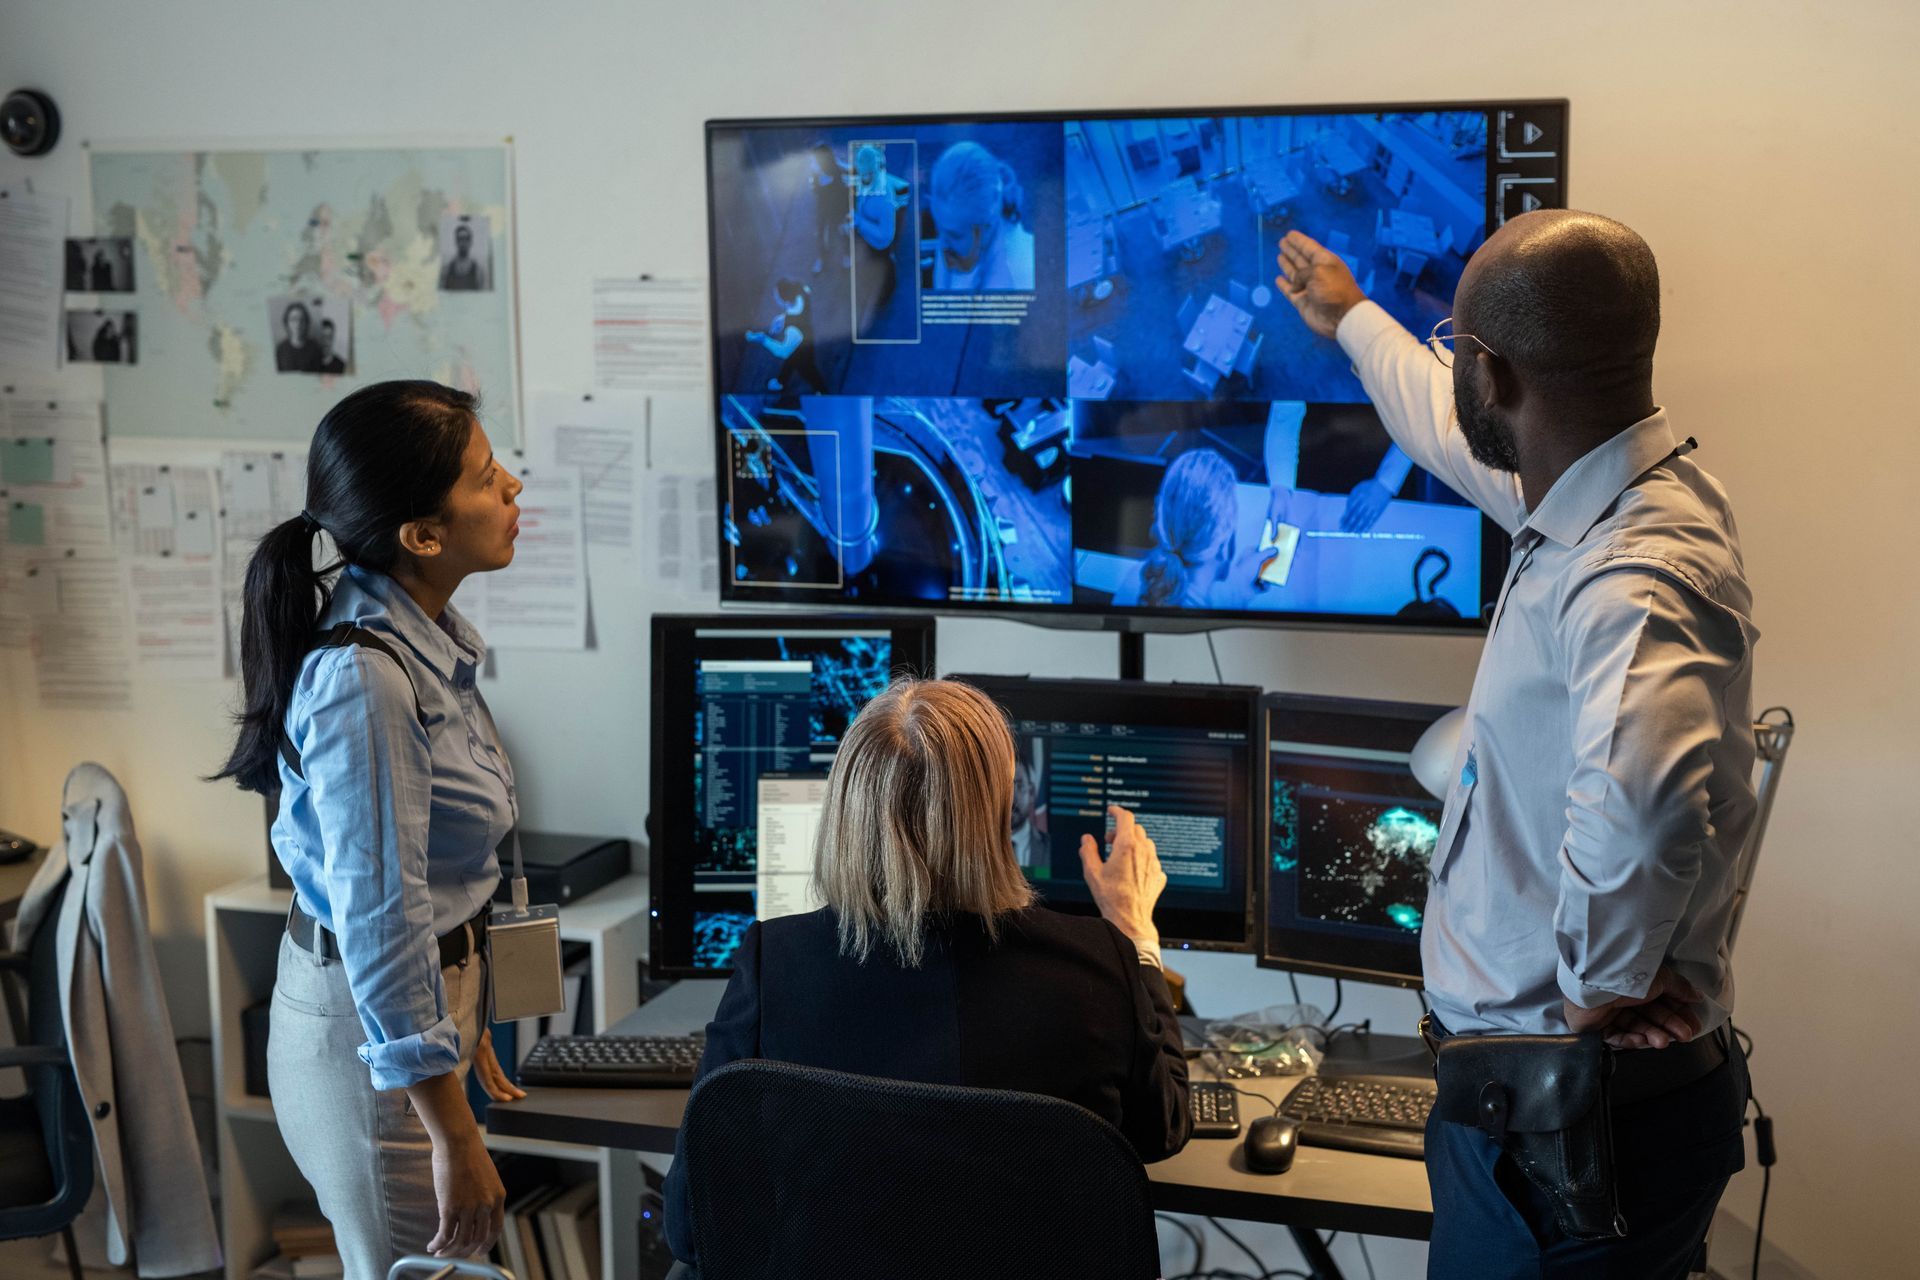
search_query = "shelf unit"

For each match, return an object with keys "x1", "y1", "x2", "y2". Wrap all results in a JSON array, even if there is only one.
[{"x1": 206, "y1": 873, "x2": 651, "y2": 1280}]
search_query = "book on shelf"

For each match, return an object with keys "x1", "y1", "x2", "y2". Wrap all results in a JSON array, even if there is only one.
[{"x1": 541, "y1": 1179, "x2": 601, "y2": 1280}]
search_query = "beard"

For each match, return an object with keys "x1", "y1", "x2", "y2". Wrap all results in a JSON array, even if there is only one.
[{"x1": 1454, "y1": 377, "x2": 1522, "y2": 473}]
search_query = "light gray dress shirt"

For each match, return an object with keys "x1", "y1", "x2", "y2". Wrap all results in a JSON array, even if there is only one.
[{"x1": 1336, "y1": 300, "x2": 1759, "y2": 1036}]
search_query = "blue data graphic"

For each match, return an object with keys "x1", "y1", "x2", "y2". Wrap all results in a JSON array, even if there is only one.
[{"x1": 690, "y1": 633, "x2": 894, "y2": 876}]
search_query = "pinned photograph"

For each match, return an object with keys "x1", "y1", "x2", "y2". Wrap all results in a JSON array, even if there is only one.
[
  {"x1": 65, "y1": 310, "x2": 138, "y2": 364},
  {"x1": 438, "y1": 214, "x2": 493, "y2": 292},
  {"x1": 65, "y1": 237, "x2": 136, "y2": 293},
  {"x1": 267, "y1": 294, "x2": 352, "y2": 375}
]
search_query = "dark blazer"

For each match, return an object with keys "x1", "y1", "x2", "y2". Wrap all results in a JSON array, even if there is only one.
[{"x1": 663, "y1": 904, "x2": 1192, "y2": 1264}]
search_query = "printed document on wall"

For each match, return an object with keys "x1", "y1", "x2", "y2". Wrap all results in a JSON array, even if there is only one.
[
  {"x1": 527, "y1": 389, "x2": 639, "y2": 550},
  {"x1": 593, "y1": 277, "x2": 707, "y2": 392},
  {"x1": 467, "y1": 461, "x2": 588, "y2": 651},
  {"x1": 25, "y1": 552, "x2": 132, "y2": 710},
  {"x1": 1, "y1": 398, "x2": 113, "y2": 554},
  {"x1": 0, "y1": 189, "x2": 68, "y2": 373},
  {"x1": 217, "y1": 448, "x2": 306, "y2": 670},
  {"x1": 110, "y1": 460, "x2": 224, "y2": 678}
]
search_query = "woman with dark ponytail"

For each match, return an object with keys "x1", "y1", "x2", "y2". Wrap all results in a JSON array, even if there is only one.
[{"x1": 214, "y1": 380, "x2": 526, "y2": 1275}]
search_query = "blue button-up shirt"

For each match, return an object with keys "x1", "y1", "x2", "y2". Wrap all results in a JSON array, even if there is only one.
[
  {"x1": 1337, "y1": 301, "x2": 1759, "y2": 1036},
  {"x1": 271, "y1": 564, "x2": 515, "y2": 1089}
]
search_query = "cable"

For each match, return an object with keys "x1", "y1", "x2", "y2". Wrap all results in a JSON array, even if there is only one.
[
  {"x1": 1205, "y1": 632, "x2": 1226, "y2": 683},
  {"x1": 1357, "y1": 1234, "x2": 1378, "y2": 1280},
  {"x1": 1326, "y1": 978, "x2": 1343, "y2": 1026},
  {"x1": 1288, "y1": 971, "x2": 1303, "y2": 1008},
  {"x1": 1416, "y1": 989, "x2": 1430, "y2": 1017},
  {"x1": 1207, "y1": 1217, "x2": 1269, "y2": 1279},
  {"x1": 1731, "y1": 1021, "x2": 1775, "y2": 1280},
  {"x1": 1157, "y1": 1212, "x2": 1207, "y2": 1278}
]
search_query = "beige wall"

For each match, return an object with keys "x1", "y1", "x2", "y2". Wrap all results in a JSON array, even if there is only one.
[{"x1": 3, "y1": 1, "x2": 1915, "y2": 1273}]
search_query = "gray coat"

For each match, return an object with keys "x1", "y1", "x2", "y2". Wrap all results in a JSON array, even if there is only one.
[{"x1": 15, "y1": 763, "x2": 221, "y2": 1278}]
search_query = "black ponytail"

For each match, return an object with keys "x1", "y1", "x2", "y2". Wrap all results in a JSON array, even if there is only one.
[{"x1": 213, "y1": 380, "x2": 477, "y2": 793}]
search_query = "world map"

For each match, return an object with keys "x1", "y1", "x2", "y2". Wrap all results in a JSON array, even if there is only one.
[{"x1": 89, "y1": 146, "x2": 517, "y2": 441}]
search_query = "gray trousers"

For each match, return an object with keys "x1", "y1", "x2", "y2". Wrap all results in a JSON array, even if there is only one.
[{"x1": 268, "y1": 932, "x2": 483, "y2": 1280}]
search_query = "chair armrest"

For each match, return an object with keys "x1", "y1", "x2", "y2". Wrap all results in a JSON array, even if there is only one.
[{"x1": 0, "y1": 1045, "x2": 70, "y2": 1069}]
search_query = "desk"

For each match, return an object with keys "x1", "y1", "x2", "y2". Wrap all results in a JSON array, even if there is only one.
[
  {"x1": 1152, "y1": 178, "x2": 1222, "y2": 257},
  {"x1": 1067, "y1": 354, "x2": 1117, "y2": 400},
  {"x1": 1183, "y1": 294, "x2": 1254, "y2": 379},
  {"x1": 1377, "y1": 209, "x2": 1443, "y2": 258},
  {"x1": 1067, "y1": 214, "x2": 1113, "y2": 292},
  {"x1": 487, "y1": 980, "x2": 1433, "y2": 1242},
  {"x1": 1241, "y1": 157, "x2": 1301, "y2": 218}
]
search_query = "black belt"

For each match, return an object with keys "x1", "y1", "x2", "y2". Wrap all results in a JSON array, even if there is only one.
[
  {"x1": 288, "y1": 899, "x2": 490, "y2": 969},
  {"x1": 1420, "y1": 1013, "x2": 1728, "y2": 1107}
]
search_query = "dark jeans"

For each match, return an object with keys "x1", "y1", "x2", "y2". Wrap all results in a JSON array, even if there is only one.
[{"x1": 1426, "y1": 1043, "x2": 1749, "y2": 1279}]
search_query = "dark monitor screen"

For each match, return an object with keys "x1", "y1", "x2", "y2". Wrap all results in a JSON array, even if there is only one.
[
  {"x1": 649, "y1": 614, "x2": 936, "y2": 977},
  {"x1": 955, "y1": 675, "x2": 1259, "y2": 951},
  {"x1": 707, "y1": 100, "x2": 1566, "y2": 629},
  {"x1": 1260, "y1": 692, "x2": 1455, "y2": 987}
]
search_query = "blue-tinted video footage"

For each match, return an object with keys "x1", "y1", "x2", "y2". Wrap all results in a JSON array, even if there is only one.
[
  {"x1": 721, "y1": 395, "x2": 1072, "y2": 607},
  {"x1": 711, "y1": 122, "x2": 1066, "y2": 400},
  {"x1": 1069, "y1": 399, "x2": 1482, "y2": 618},
  {"x1": 1065, "y1": 111, "x2": 1486, "y2": 403}
]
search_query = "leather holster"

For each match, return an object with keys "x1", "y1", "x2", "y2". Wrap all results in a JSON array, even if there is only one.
[{"x1": 1428, "y1": 1025, "x2": 1628, "y2": 1241}]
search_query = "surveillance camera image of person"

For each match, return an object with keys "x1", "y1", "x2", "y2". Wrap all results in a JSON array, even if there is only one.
[
  {"x1": 721, "y1": 395, "x2": 1070, "y2": 608},
  {"x1": 709, "y1": 121, "x2": 1063, "y2": 400},
  {"x1": 1072, "y1": 398, "x2": 1481, "y2": 616},
  {"x1": 1065, "y1": 111, "x2": 1485, "y2": 403},
  {"x1": 744, "y1": 278, "x2": 828, "y2": 396},
  {"x1": 925, "y1": 140, "x2": 1035, "y2": 291},
  {"x1": 65, "y1": 310, "x2": 138, "y2": 364},
  {"x1": 438, "y1": 214, "x2": 492, "y2": 291}
]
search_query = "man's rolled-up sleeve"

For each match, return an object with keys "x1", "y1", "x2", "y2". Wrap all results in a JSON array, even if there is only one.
[{"x1": 1553, "y1": 569, "x2": 1744, "y2": 1008}]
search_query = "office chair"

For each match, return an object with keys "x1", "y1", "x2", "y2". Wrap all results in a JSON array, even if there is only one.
[
  {"x1": 1227, "y1": 280, "x2": 1253, "y2": 311},
  {"x1": 0, "y1": 880, "x2": 92, "y2": 1280},
  {"x1": 680, "y1": 1059, "x2": 1161, "y2": 1280},
  {"x1": 1176, "y1": 293, "x2": 1200, "y2": 336},
  {"x1": 1091, "y1": 334, "x2": 1119, "y2": 370}
]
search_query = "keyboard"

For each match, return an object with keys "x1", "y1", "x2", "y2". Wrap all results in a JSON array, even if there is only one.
[
  {"x1": 518, "y1": 1033, "x2": 706, "y2": 1088},
  {"x1": 1276, "y1": 1074, "x2": 1434, "y2": 1159},
  {"x1": 1189, "y1": 1081, "x2": 1242, "y2": 1138}
]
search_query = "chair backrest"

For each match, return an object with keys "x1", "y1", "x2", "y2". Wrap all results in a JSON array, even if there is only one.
[
  {"x1": 1092, "y1": 334, "x2": 1118, "y2": 367},
  {"x1": 681, "y1": 1059, "x2": 1161, "y2": 1280},
  {"x1": 0, "y1": 879, "x2": 95, "y2": 1235},
  {"x1": 1176, "y1": 294, "x2": 1199, "y2": 334},
  {"x1": 1228, "y1": 280, "x2": 1252, "y2": 310}
]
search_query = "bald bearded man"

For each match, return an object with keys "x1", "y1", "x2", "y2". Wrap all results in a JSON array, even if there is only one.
[{"x1": 1277, "y1": 212, "x2": 1757, "y2": 1279}]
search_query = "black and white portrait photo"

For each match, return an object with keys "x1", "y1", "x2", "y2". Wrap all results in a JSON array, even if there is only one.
[
  {"x1": 438, "y1": 214, "x2": 493, "y2": 292},
  {"x1": 65, "y1": 237, "x2": 136, "y2": 293},
  {"x1": 268, "y1": 294, "x2": 352, "y2": 375},
  {"x1": 66, "y1": 310, "x2": 139, "y2": 364}
]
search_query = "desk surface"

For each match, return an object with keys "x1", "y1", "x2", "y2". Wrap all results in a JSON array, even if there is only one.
[
  {"x1": 0, "y1": 844, "x2": 50, "y2": 921},
  {"x1": 486, "y1": 979, "x2": 1434, "y2": 1239}
]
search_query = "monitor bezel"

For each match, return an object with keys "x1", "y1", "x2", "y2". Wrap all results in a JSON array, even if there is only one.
[
  {"x1": 953, "y1": 672, "x2": 1263, "y2": 954},
  {"x1": 705, "y1": 97, "x2": 1569, "y2": 634},
  {"x1": 648, "y1": 612, "x2": 937, "y2": 979},
  {"x1": 1257, "y1": 690, "x2": 1463, "y2": 989}
]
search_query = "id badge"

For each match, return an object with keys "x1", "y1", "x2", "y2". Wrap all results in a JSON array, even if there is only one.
[{"x1": 488, "y1": 902, "x2": 566, "y2": 1020}]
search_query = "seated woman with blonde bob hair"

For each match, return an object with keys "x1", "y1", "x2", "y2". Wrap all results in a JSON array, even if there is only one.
[{"x1": 662, "y1": 677, "x2": 1192, "y2": 1267}]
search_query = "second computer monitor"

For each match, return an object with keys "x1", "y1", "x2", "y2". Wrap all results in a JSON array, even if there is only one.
[
  {"x1": 1261, "y1": 692, "x2": 1455, "y2": 988},
  {"x1": 956, "y1": 675, "x2": 1260, "y2": 951}
]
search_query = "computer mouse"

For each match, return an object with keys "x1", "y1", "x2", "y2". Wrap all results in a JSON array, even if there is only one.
[{"x1": 1243, "y1": 1115, "x2": 1301, "y2": 1174}]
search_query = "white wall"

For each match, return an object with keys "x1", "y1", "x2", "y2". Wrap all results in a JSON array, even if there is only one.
[{"x1": 3, "y1": 1, "x2": 1916, "y2": 1274}]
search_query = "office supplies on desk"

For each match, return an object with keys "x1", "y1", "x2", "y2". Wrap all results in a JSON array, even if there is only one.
[
  {"x1": 518, "y1": 1033, "x2": 706, "y2": 1088},
  {"x1": 0, "y1": 828, "x2": 37, "y2": 865},
  {"x1": 1276, "y1": 1074, "x2": 1434, "y2": 1159},
  {"x1": 1188, "y1": 1081, "x2": 1243, "y2": 1139}
]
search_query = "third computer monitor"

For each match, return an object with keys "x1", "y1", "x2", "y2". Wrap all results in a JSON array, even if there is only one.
[
  {"x1": 956, "y1": 675, "x2": 1260, "y2": 951},
  {"x1": 1261, "y1": 691, "x2": 1455, "y2": 988},
  {"x1": 708, "y1": 100, "x2": 1567, "y2": 630}
]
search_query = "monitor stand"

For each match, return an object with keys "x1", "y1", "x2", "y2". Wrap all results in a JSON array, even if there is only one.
[{"x1": 1316, "y1": 1027, "x2": 1433, "y2": 1082}]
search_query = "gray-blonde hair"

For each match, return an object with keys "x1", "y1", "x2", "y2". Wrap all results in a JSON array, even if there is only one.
[{"x1": 813, "y1": 678, "x2": 1035, "y2": 967}]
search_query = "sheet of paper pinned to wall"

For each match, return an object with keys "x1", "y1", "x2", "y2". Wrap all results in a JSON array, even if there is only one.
[
  {"x1": 526, "y1": 389, "x2": 640, "y2": 550},
  {"x1": 644, "y1": 470, "x2": 719, "y2": 597},
  {"x1": 460, "y1": 458, "x2": 589, "y2": 651},
  {"x1": 217, "y1": 448, "x2": 306, "y2": 669},
  {"x1": 25, "y1": 552, "x2": 132, "y2": 710},
  {"x1": 593, "y1": 277, "x2": 708, "y2": 392},
  {"x1": 1, "y1": 398, "x2": 114, "y2": 553},
  {"x1": 109, "y1": 461, "x2": 224, "y2": 679},
  {"x1": 0, "y1": 188, "x2": 69, "y2": 373}
]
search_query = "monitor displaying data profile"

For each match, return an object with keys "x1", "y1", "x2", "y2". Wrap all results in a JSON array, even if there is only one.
[
  {"x1": 955, "y1": 675, "x2": 1260, "y2": 950},
  {"x1": 649, "y1": 614, "x2": 936, "y2": 977},
  {"x1": 708, "y1": 100, "x2": 1567, "y2": 630},
  {"x1": 1260, "y1": 692, "x2": 1456, "y2": 988}
]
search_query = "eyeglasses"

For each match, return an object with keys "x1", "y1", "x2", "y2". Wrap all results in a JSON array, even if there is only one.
[{"x1": 1427, "y1": 317, "x2": 1502, "y2": 369}]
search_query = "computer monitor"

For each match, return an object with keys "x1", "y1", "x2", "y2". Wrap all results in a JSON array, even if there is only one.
[
  {"x1": 648, "y1": 614, "x2": 936, "y2": 977},
  {"x1": 708, "y1": 100, "x2": 1567, "y2": 629},
  {"x1": 954, "y1": 675, "x2": 1260, "y2": 950},
  {"x1": 1259, "y1": 692, "x2": 1455, "y2": 988}
]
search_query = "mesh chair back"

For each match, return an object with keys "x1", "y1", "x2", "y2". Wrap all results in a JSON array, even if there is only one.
[{"x1": 682, "y1": 1059, "x2": 1162, "y2": 1280}]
